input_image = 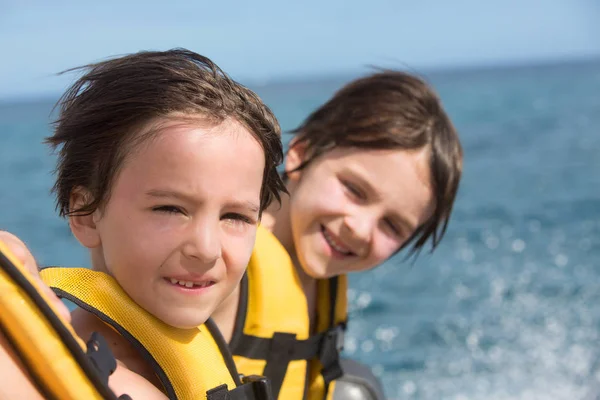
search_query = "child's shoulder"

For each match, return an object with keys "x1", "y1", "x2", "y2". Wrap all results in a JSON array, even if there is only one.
[
  {"x1": 71, "y1": 308, "x2": 164, "y2": 395},
  {"x1": 109, "y1": 361, "x2": 168, "y2": 399}
]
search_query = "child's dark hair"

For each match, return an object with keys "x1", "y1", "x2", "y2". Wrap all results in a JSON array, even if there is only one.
[
  {"x1": 47, "y1": 48, "x2": 286, "y2": 217},
  {"x1": 287, "y1": 70, "x2": 463, "y2": 255}
]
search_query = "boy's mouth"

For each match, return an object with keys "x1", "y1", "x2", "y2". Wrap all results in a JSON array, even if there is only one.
[
  {"x1": 165, "y1": 278, "x2": 215, "y2": 289},
  {"x1": 320, "y1": 225, "x2": 356, "y2": 257}
]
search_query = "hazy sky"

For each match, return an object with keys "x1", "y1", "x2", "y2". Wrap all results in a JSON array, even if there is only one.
[{"x1": 1, "y1": 0, "x2": 598, "y2": 100}]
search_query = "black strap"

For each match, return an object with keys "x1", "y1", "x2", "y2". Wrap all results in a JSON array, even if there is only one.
[
  {"x1": 232, "y1": 282, "x2": 346, "y2": 398},
  {"x1": 321, "y1": 277, "x2": 344, "y2": 395},
  {"x1": 328, "y1": 278, "x2": 338, "y2": 330},
  {"x1": 206, "y1": 375, "x2": 273, "y2": 400},
  {"x1": 232, "y1": 322, "x2": 346, "y2": 362},
  {"x1": 261, "y1": 332, "x2": 298, "y2": 396}
]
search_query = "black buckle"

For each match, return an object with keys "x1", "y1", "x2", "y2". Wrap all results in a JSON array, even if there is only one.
[
  {"x1": 86, "y1": 332, "x2": 117, "y2": 385},
  {"x1": 242, "y1": 375, "x2": 274, "y2": 400},
  {"x1": 318, "y1": 324, "x2": 345, "y2": 384},
  {"x1": 206, "y1": 376, "x2": 274, "y2": 400},
  {"x1": 319, "y1": 324, "x2": 345, "y2": 367},
  {"x1": 206, "y1": 384, "x2": 230, "y2": 400}
]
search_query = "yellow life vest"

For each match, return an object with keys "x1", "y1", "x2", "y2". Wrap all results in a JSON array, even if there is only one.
[
  {"x1": 229, "y1": 226, "x2": 348, "y2": 400},
  {"x1": 40, "y1": 267, "x2": 273, "y2": 400},
  {"x1": 0, "y1": 241, "x2": 122, "y2": 400}
]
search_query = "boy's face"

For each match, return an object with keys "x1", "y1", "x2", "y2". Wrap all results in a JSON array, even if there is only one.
[
  {"x1": 285, "y1": 145, "x2": 434, "y2": 278},
  {"x1": 77, "y1": 118, "x2": 264, "y2": 328}
]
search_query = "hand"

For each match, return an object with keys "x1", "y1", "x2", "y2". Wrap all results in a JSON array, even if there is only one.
[{"x1": 0, "y1": 231, "x2": 71, "y2": 323}]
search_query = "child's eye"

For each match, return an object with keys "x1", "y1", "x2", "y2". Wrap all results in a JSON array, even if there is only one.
[
  {"x1": 152, "y1": 205, "x2": 183, "y2": 214},
  {"x1": 222, "y1": 213, "x2": 256, "y2": 232},
  {"x1": 384, "y1": 218, "x2": 403, "y2": 238},
  {"x1": 342, "y1": 180, "x2": 366, "y2": 200},
  {"x1": 222, "y1": 213, "x2": 255, "y2": 225}
]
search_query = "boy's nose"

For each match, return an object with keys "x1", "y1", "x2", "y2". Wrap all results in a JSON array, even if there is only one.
[
  {"x1": 182, "y1": 220, "x2": 221, "y2": 264},
  {"x1": 342, "y1": 214, "x2": 372, "y2": 254}
]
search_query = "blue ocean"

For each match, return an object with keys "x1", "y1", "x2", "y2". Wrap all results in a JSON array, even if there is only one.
[{"x1": 1, "y1": 59, "x2": 599, "y2": 400}]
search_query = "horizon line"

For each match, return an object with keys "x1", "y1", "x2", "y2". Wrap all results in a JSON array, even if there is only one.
[{"x1": 1, "y1": 53, "x2": 599, "y2": 105}]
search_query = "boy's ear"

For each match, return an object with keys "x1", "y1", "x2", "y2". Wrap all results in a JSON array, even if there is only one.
[
  {"x1": 285, "y1": 138, "x2": 308, "y2": 182},
  {"x1": 68, "y1": 187, "x2": 101, "y2": 249}
]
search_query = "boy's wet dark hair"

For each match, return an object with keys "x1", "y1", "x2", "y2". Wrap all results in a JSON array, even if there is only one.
[
  {"x1": 287, "y1": 70, "x2": 463, "y2": 255},
  {"x1": 47, "y1": 48, "x2": 286, "y2": 217}
]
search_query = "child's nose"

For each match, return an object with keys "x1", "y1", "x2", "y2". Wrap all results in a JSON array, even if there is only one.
[
  {"x1": 343, "y1": 213, "x2": 373, "y2": 252},
  {"x1": 182, "y1": 219, "x2": 222, "y2": 264}
]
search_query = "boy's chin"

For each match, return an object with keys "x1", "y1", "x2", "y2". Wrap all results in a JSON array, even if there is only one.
[
  {"x1": 157, "y1": 311, "x2": 210, "y2": 330},
  {"x1": 299, "y1": 258, "x2": 330, "y2": 280}
]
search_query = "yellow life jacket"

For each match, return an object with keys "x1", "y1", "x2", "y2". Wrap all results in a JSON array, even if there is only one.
[
  {"x1": 40, "y1": 267, "x2": 273, "y2": 400},
  {"x1": 0, "y1": 240, "x2": 123, "y2": 400},
  {"x1": 229, "y1": 226, "x2": 348, "y2": 400}
]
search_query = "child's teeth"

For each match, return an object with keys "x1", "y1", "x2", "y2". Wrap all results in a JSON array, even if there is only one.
[
  {"x1": 324, "y1": 230, "x2": 350, "y2": 254},
  {"x1": 168, "y1": 278, "x2": 213, "y2": 288}
]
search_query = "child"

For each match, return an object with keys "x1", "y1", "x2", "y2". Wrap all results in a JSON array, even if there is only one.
[
  {"x1": 223, "y1": 70, "x2": 463, "y2": 399},
  {"x1": 0, "y1": 48, "x2": 286, "y2": 399}
]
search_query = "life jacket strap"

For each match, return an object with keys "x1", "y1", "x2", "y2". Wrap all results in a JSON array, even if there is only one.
[
  {"x1": 231, "y1": 321, "x2": 346, "y2": 398},
  {"x1": 261, "y1": 332, "x2": 298, "y2": 396}
]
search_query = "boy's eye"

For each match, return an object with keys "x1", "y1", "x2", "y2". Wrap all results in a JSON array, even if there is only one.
[
  {"x1": 222, "y1": 213, "x2": 256, "y2": 232},
  {"x1": 384, "y1": 218, "x2": 401, "y2": 237},
  {"x1": 222, "y1": 213, "x2": 255, "y2": 225},
  {"x1": 384, "y1": 218, "x2": 410, "y2": 242},
  {"x1": 342, "y1": 180, "x2": 366, "y2": 200},
  {"x1": 152, "y1": 205, "x2": 183, "y2": 214}
]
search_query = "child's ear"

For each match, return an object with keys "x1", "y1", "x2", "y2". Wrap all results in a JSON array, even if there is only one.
[
  {"x1": 285, "y1": 138, "x2": 308, "y2": 182},
  {"x1": 68, "y1": 187, "x2": 101, "y2": 249}
]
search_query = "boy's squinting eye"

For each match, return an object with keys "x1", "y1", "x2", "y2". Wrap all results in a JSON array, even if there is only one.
[
  {"x1": 384, "y1": 218, "x2": 402, "y2": 237},
  {"x1": 222, "y1": 213, "x2": 257, "y2": 233},
  {"x1": 222, "y1": 213, "x2": 256, "y2": 225},
  {"x1": 341, "y1": 179, "x2": 366, "y2": 200},
  {"x1": 152, "y1": 205, "x2": 184, "y2": 214}
]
